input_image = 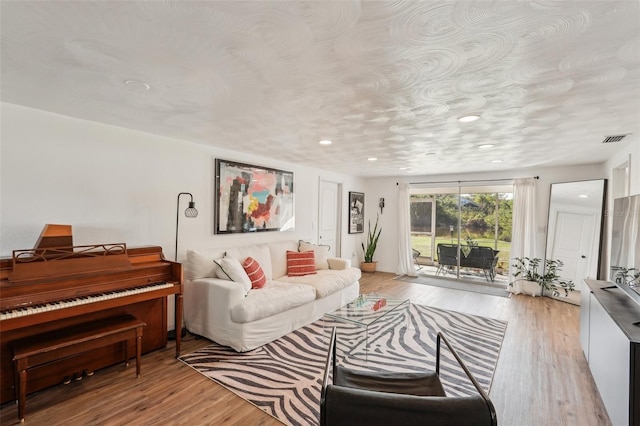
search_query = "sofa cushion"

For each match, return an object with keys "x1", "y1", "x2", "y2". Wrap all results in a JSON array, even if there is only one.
[
  {"x1": 243, "y1": 257, "x2": 267, "y2": 289},
  {"x1": 299, "y1": 240, "x2": 330, "y2": 270},
  {"x1": 268, "y1": 241, "x2": 299, "y2": 278},
  {"x1": 226, "y1": 244, "x2": 273, "y2": 280},
  {"x1": 214, "y1": 258, "x2": 252, "y2": 293},
  {"x1": 287, "y1": 250, "x2": 317, "y2": 277},
  {"x1": 276, "y1": 268, "x2": 361, "y2": 298},
  {"x1": 186, "y1": 250, "x2": 220, "y2": 280},
  {"x1": 230, "y1": 281, "x2": 316, "y2": 323}
]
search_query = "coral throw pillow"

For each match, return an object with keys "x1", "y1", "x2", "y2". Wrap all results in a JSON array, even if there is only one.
[
  {"x1": 242, "y1": 256, "x2": 267, "y2": 289},
  {"x1": 287, "y1": 250, "x2": 317, "y2": 277}
]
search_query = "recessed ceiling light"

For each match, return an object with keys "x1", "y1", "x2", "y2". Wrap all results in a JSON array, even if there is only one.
[
  {"x1": 399, "y1": 167, "x2": 408, "y2": 170},
  {"x1": 368, "y1": 157, "x2": 377, "y2": 161},
  {"x1": 458, "y1": 115, "x2": 480, "y2": 122},
  {"x1": 579, "y1": 194, "x2": 589, "y2": 198},
  {"x1": 491, "y1": 159, "x2": 503, "y2": 163},
  {"x1": 123, "y1": 79, "x2": 151, "y2": 91},
  {"x1": 318, "y1": 140, "x2": 332, "y2": 145},
  {"x1": 478, "y1": 144, "x2": 494, "y2": 149}
]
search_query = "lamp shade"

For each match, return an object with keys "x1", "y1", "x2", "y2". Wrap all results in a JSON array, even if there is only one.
[
  {"x1": 185, "y1": 201, "x2": 198, "y2": 218},
  {"x1": 176, "y1": 192, "x2": 198, "y2": 262}
]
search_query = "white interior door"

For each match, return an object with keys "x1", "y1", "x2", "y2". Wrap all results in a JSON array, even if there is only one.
[
  {"x1": 548, "y1": 210, "x2": 597, "y2": 304},
  {"x1": 319, "y1": 180, "x2": 341, "y2": 257}
]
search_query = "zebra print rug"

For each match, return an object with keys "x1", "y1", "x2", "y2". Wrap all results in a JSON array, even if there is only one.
[{"x1": 179, "y1": 303, "x2": 506, "y2": 426}]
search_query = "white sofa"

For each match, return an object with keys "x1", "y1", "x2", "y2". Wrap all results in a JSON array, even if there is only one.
[{"x1": 183, "y1": 240, "x2": 360, "y2": 351}]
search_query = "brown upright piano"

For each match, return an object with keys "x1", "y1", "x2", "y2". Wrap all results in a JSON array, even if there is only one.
[{"x1": 0, "y1": 225, "x2": 183, "y2": 404}]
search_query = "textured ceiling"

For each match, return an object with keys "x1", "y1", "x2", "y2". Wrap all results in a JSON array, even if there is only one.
[{"x1": 1, "y1": 1, "x2": 639, "y2": 177}]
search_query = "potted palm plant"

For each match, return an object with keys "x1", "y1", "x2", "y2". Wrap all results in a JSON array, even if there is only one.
[
  {"x1": 510, "y1": 257, "x2": 575, "y2": 297},
  {"x1": 361, "y1": 215, "x2": 381, "y2": 273}
]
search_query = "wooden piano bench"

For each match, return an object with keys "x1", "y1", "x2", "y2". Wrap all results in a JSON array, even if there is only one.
[{"x1": 10, "y1": 314, "x2": 146, "y2": 422}]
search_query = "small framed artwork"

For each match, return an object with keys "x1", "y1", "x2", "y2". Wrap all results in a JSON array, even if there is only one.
[
  {"x1": 215, "y1": 159, "x2": 294, "y2": 234},
  {"x1": 349, "y1": 192, "x2": 364, "y2": 234}
]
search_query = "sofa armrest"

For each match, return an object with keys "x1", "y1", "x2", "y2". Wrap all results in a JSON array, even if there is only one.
[
  {"x1": 327, "y1": 257, "x2": 351, "y2": 270},
  {"x1": 184, "y1": 277, "x2": 246, "y2": 330}
]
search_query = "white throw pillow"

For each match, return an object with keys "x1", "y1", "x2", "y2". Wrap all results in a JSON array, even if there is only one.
[
  {"x1": 298, "y1": 240, "x2": 330, "y2": 270},
  {"x1": 225, "y1": 244, "x2": 273, "y2": 280},
  {"x1": 186, "y1": 250, "x2": 220, "y2": 280},
  {"x1": 214, "y1": 258, "x2": 252, "y2": 294}
]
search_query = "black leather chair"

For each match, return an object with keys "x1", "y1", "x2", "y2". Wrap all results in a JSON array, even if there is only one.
[{"x1": 320, "y1": 327, "x2": 497, "y2": 426}]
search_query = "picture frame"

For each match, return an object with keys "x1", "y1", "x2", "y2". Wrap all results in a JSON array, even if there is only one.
[
  {"x1": 348, "y1": 191, "x2": 365, "y2": 234},
  {"x1": 215, "y1": 159, "x2": 294, "y2": 234}
]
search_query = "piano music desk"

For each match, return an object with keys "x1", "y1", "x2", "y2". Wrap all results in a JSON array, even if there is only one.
[{"x1": 11, "y1": 314, "x2": 146, "y2": 422}]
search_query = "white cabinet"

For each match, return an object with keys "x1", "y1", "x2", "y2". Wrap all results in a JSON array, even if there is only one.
[
  {"x1": 580, "y1": 285, "x2": 591, "y2": 361},
  {"x1": 582, "y1": 279, "x2": 640, "y2": 426},
  {"x1": 588, "y1": 293, "x2": 630, "y2": 426}
]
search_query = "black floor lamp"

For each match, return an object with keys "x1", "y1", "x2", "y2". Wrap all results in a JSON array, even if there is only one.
[
  {"x1": 169, "y1": 192, "x2": 197, "y2": 341},
  {"x1": 175, "y1": 192, "x2": 198, "y2": 262}
]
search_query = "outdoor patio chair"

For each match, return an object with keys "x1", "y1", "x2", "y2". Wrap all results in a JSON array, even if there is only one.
[
  {"x1": 320, "y1": 327, "x2": 497, "y2": 426},
  {"x1": 412, "y1": 248, "x2": 423, "y2": 271},
  {"x1": 436, "y1": 244, "x2": 499, "y2": 282},
  {"x1": 436, "y1": 244, "x2": 458, "y2": 276},
  {"x1": 464, "y1": 246, "x2": 499, "y2": 282}
]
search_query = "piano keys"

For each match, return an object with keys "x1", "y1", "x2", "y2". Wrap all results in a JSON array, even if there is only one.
[
  {"x1": 0, "y1": 227, "x2": 183, "y2": 405},
  {"x1": 1, "y1": 281, "x2": 174, "y2": 320}
]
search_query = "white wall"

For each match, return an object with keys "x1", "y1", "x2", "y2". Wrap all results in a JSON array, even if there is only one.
[
  {"x1": 604, "y1": 135, "x2": 640, "y2": 196},
  {"x1": 2, "y1": 102, "x2": 636, "y2": 280},
  {"x1": 0, "y1": 103, "x2": 367, "y2": 329},
  {"x1": 364, "y1": 164, "x2": 609, "y2": 274}
]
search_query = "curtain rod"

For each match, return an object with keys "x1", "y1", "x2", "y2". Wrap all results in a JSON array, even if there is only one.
[{"x1": 396, "y1": 176, "x2": 539, "y2": 185}]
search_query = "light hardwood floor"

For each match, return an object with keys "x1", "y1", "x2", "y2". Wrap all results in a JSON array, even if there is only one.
[{"x1": 0, "y1": 272, "x2": 611, "y2": 425}]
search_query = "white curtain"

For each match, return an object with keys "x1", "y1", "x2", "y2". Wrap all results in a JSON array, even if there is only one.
[
  {"x1": 397, "y1": 183, "x2": 417, "y2": 276},
  {"x1": 508, "y1": 177, "x2": 538, "y2": 293}
]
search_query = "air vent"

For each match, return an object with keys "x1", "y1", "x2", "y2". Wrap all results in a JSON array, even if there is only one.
[{"x1": 602, "y1": 134, "x2": 630, "y2": 143}]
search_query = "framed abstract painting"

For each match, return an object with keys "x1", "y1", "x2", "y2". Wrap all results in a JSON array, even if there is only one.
[
  {"x1": 215, "y1": 159, "x2": 294, "y2": 234},
  {"x1": 349, "y1": 191, "x2": 364, "y2": 234}
]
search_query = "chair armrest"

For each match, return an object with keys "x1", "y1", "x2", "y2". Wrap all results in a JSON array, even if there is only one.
[
  {"x1": 437, "y1": 332, "x2": 497, "y2": 426},
  {"x1": 321, "y1": 328, "x2": 337, "y2": 400},
  {"x1": 327, "y1": 257, "x2": 350, "y2": 270}
]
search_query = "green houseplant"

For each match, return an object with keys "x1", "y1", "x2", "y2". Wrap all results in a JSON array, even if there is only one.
[
  {"x1": 361, "y1": 215, "x2": 382, "y2": 272},
  {"x1": 511, "y1": 257, "x2": 575, "y2": 297},
  {"x1": 615, "y1": 267, "x2": 640, "y2": 287}
]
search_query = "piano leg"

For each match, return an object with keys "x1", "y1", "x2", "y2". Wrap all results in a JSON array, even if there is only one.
[
  {"x1": 17, "y1": 365, "x2": 26, "y2": 422},
  {"x1": 136, "y1": 330, "x2": 143, "y2": 377},
  {"x1": 175, "y1": 293, "x2": 183, "y2": 358},
  {"x1": 123, "y1": 340, "x2": 129, "y2": 367}
]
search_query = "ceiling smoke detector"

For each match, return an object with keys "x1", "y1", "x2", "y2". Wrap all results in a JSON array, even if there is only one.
[{"x1": 602, "y1": 134, "x2": 630, "y2": 143}]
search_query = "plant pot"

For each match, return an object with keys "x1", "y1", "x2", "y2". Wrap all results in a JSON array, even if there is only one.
[
  {"x1": 360, "y1": 261, "x2": 378, "y2": 273},
  {"x1": 518, "y1": 279, "x2": 542, "y2": 297}
]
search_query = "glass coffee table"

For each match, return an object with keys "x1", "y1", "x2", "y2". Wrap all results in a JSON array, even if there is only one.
[{"x1": 324, "y1": 294, "x2": 410, "y2": 360}]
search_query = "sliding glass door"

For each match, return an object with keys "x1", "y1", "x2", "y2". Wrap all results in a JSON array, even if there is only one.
[{"x1": 410, "y1": 185, "x2": 512, "y2": 285}]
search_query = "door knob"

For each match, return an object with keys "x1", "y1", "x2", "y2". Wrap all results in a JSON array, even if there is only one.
[{"x1": 581, "y1": 255, "x2": 586, "y2": 258}]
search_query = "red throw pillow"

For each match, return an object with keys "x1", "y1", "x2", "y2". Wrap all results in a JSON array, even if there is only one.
[
  {"x1": 287, "y1": 250, "x2": 317, "y2": 277},
  {"x1": 242, "y1": 256, "x2": 267, "y2": 289}
]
